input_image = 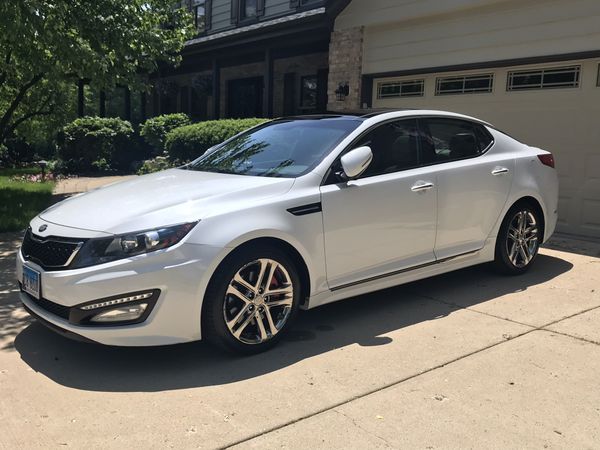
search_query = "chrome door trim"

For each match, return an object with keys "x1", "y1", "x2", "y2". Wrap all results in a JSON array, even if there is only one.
[{"x1": 329, "y1": 248, "x2": 481, "y2": 292}]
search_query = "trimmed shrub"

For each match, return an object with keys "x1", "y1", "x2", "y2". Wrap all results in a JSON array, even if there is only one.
[
  {"x1": 140, "y1": 113, "x2": 191, "y2": 154},
  {"x1": 137, "y1": 156, "x2": 178, "y2": 175},
  {"x1": 165, "y1": 118, "x2": 268, "y2": 162},
  {"x1": 58, "y1": 117, "x2": 135, "y2": 173}
]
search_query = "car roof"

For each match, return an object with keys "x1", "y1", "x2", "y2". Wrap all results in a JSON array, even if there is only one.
[{"x1": 273, "y1": 109, "x2": 493, "y2": 128}]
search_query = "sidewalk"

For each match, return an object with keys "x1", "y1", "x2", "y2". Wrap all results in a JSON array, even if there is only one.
[{"x1": 53, "y1": 175, "x2": 136, "y2": 196}]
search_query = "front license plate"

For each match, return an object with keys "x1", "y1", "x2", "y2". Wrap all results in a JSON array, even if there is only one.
[{"x1": 22, "y1": 265, "x2": 41, "y2": 300}]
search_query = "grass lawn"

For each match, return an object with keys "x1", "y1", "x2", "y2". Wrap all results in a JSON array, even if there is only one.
[{"x1": 0, "y1": 168, "x2": 55, "y2": 233}]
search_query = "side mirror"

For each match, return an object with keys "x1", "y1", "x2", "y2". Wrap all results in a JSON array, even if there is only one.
[{"x1": 340, "y1": 146, "x2": 373, "y2": 179}]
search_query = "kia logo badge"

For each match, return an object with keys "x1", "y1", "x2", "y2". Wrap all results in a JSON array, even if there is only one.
[{"x1": 38, "y1": 224, "x2": 48, "y2": 232}]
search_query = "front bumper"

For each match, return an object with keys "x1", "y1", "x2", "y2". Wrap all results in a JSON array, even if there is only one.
[{"x1": 16, "y1": 242, "x2": 225, "y2": 346}]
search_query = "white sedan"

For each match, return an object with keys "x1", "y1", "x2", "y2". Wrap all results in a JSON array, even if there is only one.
[{"x1": 16, "y1": 110, "x2": 558, "y2": 354}]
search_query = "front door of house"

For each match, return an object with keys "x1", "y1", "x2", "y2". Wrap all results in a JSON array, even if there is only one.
[{"x1": 228, "y1": 77, "x2": 264, "y2": 118}]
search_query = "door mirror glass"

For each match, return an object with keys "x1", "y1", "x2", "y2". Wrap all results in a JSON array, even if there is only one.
[{"x1": 341, "y1": 146, "x2": 373, "y2": 179}]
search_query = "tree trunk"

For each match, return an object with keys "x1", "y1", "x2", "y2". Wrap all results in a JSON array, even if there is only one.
[{"x1": 0, "y1": 73, "x2": 44, "y2": 144}]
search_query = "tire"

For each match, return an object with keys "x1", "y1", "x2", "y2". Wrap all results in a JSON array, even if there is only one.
[
  {"x1": 202, "y1": 245, "x2": 302, "y2": 355},
  {"x1": 494, "y1": 202, "x2": 542, "y2": 275}
]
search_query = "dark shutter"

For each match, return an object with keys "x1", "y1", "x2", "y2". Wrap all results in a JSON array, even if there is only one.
[
  {"x1": 231, "y1": 0, "x2": 239, "y2": 24},
  {"x1": 316, "y1": 69, "x2": 328, "y2": 112},
  {"x1": 283, "y1": 73, "x2": 296, "y2": 116},
  {"x1": 290, "y1": 0, "x2": 300, "y2": 8},
  {"x1": 205, "y1": 0, "x2": 212, "y2": 29},
  {"x1": 257, "y1": 0, "x2": 265, "y2": 16}
]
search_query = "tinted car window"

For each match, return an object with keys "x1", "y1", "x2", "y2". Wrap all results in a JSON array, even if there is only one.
[
  {"x1": 355, "y1": 119, "x2": 420, "y2": 178},
  {"x1": 188, "y1": 118, "x2": 361, "y2": 178},
  {"x1": 420, "y1": 118, "x2": 493, "y2": 163}
]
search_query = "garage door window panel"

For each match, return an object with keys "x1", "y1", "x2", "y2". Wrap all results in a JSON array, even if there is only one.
[
  {"x1": 377, "y1": 80, "x2": 424, "y2": 99},
  {"x1": 507, "y1": 66, "x2": 580, "y2": 91},
  {"x1": 435, "y1": 74, "x2": 494, "y2": 95}
]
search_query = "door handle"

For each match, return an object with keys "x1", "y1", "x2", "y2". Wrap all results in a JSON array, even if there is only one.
[
  {"x1": 411, "y1": 181, "x2": 435, "y2": 192},
  {"x1": 491, "y1": 167, "x2": 509, "y2": 176}
]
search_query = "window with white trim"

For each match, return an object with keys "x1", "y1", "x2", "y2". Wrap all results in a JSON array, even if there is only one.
[
  {"x1": 377, "y1": 79, "x2": 424, "y2": 99},
  {"x1": 507, "y1": 65, "x2": 580, "y2": 91},
  {"x1": 435, "y1": 74, "x2": 494, "y2": 95}
]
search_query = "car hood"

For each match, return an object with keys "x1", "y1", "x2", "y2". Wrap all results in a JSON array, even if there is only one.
[{"x1": 40, "y1": 169, "x2": 295, "y2": 234}]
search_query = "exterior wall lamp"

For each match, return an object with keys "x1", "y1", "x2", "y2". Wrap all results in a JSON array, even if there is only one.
[{"x1": 335, "y1": 82, "x2": 350, "y2": 101}]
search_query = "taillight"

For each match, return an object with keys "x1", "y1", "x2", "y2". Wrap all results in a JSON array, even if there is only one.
[{"x1": 537, "y1": 154, "x2": 555, "y2": 168}]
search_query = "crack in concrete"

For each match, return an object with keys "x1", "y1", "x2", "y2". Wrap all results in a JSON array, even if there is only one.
[
  {"x1": 332, "y1": 408, "x2": 394, "y2": 448},
  {"x1": 221, "y1": 296, "x2": 600, "y2": 449},
  {"x1": 539, "y1": 328, "x2": 600, "y2": 347},
  {"x1": 219, "y1": 327, "x2": 536, "y2": 449}
]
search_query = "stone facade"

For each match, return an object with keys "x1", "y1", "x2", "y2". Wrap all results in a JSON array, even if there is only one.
[{"x1": 327, "y1": 26, "x2": 364, "y2": 112}]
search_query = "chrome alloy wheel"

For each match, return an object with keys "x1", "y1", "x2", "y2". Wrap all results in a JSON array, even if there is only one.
[
  {"x1": 223, "y1": 258, "x2": 294, "y2": 345},
  {"x1": 506, "y1": 210, "x2": 539, "y2": 268}
]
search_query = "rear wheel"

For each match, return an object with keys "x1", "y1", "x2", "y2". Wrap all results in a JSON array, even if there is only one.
[
  {"x1": 202, "y1": 246, "x2": 301, "y2": 354},
  {"x1": 494, "y1": 203, "x2": 542, "y2": 275}
]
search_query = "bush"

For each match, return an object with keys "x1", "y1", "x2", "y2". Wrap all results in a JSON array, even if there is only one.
[
  {"x1": 137, "y1": 156, "x2": 178, "y2": 175},
  {"x1": 140, "y1": 113, "x2": 191, "y2": 154},
  {"x1": 165, "y1": 118, "x2": 268, "y2": 162},
  {"x1": 58, "y1": 117, "x2": 135, "y2": 173}
]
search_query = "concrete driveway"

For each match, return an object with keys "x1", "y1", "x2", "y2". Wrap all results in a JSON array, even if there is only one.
[{"x1": 1, "y1": 232, "x2": 599, "y2": 449}]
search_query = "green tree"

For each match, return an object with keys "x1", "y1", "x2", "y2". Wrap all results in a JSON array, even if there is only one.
[{"x1": 0, "y1": 0, "x2": 194, "y2": 147}]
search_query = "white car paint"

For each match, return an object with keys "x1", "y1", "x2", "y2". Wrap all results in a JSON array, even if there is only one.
[{"x1": 16, "y1": 110, "x2": 558, "y2": 346}]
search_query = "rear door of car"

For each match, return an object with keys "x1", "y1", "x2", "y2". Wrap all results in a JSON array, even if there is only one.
[{"x1": 418, "y1": 117, "x2": 515, "y2": 259}]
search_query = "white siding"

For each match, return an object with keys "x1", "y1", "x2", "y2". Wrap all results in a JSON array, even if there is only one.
[
  {"x1": 336, "y1": 0, "x2": 512, "y2": 30},
  {"x1": 211, "y1": 0, "x2": 234, "y2": 32},
  {"x1": 338, "y1": 0, "x2": 600, "y2": 75},
  {"x1": 265, "y1": 0, "x2": 293, "y2": 18}
]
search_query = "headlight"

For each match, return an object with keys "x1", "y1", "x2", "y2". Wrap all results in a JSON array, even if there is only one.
[{"x1": 70, "y1": 222, "x2": 198, "y2": 269}]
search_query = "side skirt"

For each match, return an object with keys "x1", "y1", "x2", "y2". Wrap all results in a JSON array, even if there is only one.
[{"x1": 305, "y1": 240, "x2": 496, "y2": 310}]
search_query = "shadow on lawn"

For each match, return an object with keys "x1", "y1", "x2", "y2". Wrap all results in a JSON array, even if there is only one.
[
  {"x1": 3, "y1": 237, "x2": 573, "y2": 392},
  {"x1": 0, "y1": 182, "x2": 53, "y2": 233}
]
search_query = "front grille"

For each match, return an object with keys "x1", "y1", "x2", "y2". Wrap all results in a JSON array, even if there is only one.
[
  {"x1": 21, "y1": 289, "x2": 71, "y2": 320},
  {"x1": 21, "y1": 228, "x2": 85, "y2": 270}
]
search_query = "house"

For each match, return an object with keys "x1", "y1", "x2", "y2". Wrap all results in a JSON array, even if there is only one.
[
  {"x1": 153, "y1": 0, "x2": 350, "y2": 119},
  {"x1": 153, "y1": 0, "x2": 600, "y2": 239}
]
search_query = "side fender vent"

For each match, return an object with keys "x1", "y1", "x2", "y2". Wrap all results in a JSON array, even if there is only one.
[{"x1": 287, "y1": 202, "x2": 322, "y2": 216}]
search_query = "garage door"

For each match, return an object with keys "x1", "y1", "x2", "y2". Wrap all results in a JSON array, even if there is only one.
[{"x1": 371, "y1": 58, "x2": 600, "y2": 239}]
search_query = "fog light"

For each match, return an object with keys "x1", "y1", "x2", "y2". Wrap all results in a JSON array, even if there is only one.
[{"x1": 90, "y1": 303, "x2": 148, "y2": 323}]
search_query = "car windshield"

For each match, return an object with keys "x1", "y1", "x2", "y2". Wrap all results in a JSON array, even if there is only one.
[{"x1": 187, "y1": 118, "x2": 362, "y2": 178}]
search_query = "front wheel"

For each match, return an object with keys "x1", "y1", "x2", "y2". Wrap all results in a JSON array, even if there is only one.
[
  {"x1": 494, "y1": 203, "x2": 542, "y2": 275},
  {"x1": 202, "y1": 246, "x2": 301, "y2": 354}
]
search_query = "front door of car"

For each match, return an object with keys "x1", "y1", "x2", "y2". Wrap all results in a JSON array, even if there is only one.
[
  {"x1": 418, "y1": 117, "x2": 515, "y2": 259},
  {"x1": 320, "y1": 119, "x2": 437, "y2": 289}
]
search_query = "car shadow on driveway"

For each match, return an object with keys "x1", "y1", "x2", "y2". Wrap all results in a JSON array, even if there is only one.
[{"x1": 10, "y1": 254, "x2": 573, "y2": 392}]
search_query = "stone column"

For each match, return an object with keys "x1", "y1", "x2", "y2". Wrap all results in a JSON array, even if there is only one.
[{"x1": 327, "y1": 26, "x2": 364, "y2": 112}]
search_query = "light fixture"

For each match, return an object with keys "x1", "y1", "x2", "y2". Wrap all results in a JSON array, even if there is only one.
[
  {"x1": 335, "y1": 82, "x2": 350, "y2": 101},
  {"x1": 90, "y1": 303, "x2": 149, "y2": 323},
  {"x1": 69, "y1": 289, "x2": 161, "y2": 326},
  {"x1": 80, "y1": 291, "x2": 155, "y2": 311}
]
